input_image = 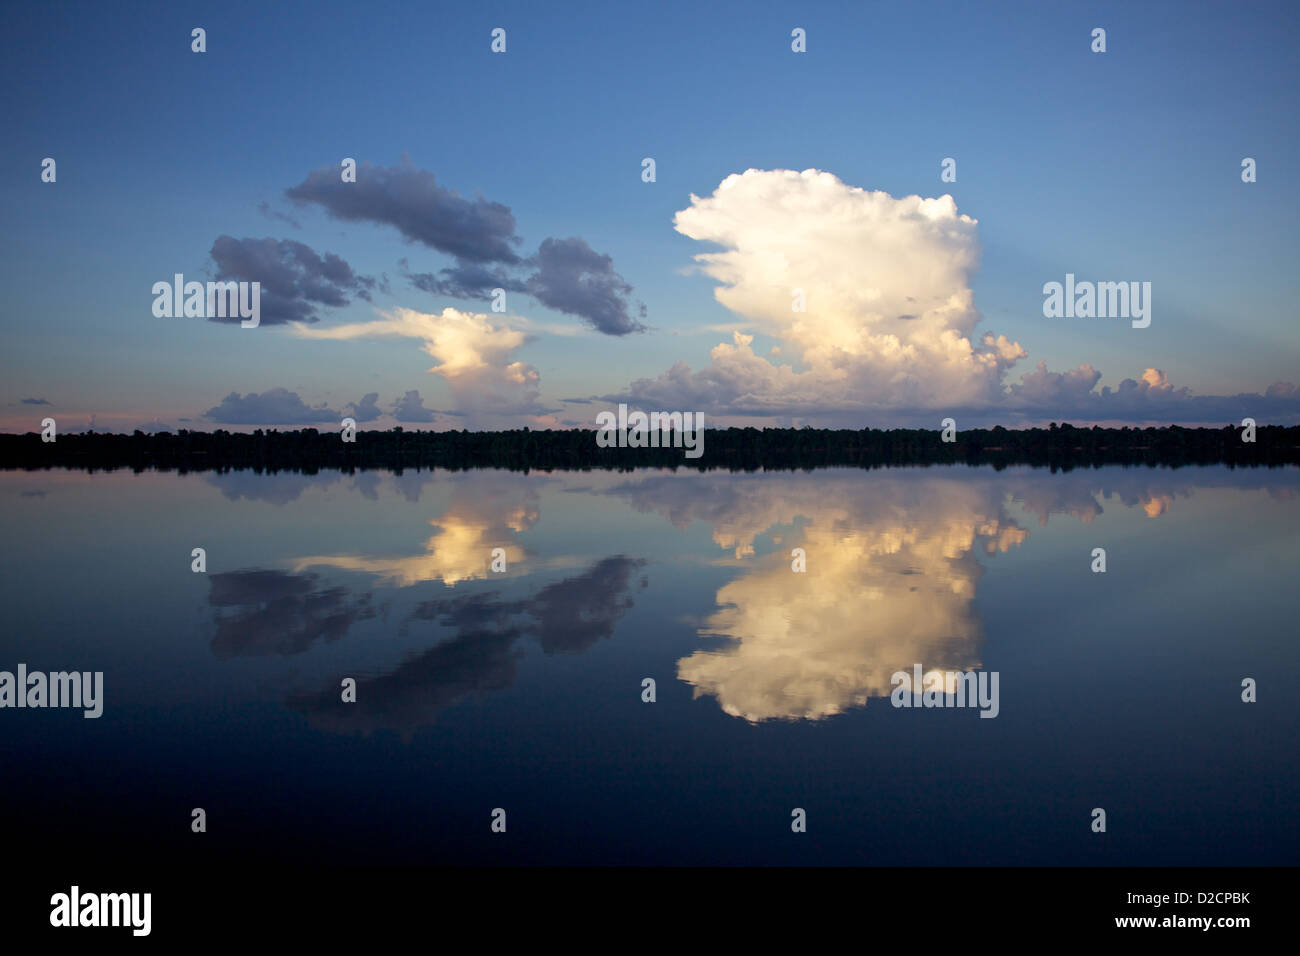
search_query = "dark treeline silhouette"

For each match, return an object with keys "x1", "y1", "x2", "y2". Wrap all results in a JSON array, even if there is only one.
[{"x1": 2, "y1": 423, "x2": 1298, "y2": 474}]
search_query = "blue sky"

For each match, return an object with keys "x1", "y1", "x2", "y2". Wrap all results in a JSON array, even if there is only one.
[{"x1": 3, "y1": 0, "x2": 1297, "y2": 431}]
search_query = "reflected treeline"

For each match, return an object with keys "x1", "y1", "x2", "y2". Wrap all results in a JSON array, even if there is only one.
[
  {"x1": 203, "y1": 468, "x2": 440, "y2": 505},
  {"x1": 286, "y1": 556, "x2": 646, "y2": 736},
  {"x1": 3, "y1": 423, "x2": 1299, "y2": 472}
]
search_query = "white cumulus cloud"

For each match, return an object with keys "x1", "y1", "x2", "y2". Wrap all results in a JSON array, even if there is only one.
[
  {"x1": 295, "y1": 306, "x2": 544, "y2": 421},
  {"x1": 625, "y1": 168, "x2": 1028, "y2": 416},
  {"x1": 615, "y1": 169, "x2": 1300, "y2": 425}
]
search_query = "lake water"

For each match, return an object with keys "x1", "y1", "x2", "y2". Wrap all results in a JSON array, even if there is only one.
[{"x1": 2, "y1": 464, "x2": 1296, "y2": 866}]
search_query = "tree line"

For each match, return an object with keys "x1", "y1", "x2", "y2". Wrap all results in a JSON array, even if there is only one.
[{"x1": 2, "y1": 423, "x2": 1297, "y2": 474}]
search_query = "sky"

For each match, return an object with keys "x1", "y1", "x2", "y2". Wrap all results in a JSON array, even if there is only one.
[{"x1": 2, "y1": 0, "x2": 1298, "y2": 432}]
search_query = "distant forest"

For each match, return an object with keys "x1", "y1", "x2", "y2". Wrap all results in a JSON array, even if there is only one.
[{"x1": 2, "y1": 424, "x2": 1298, "y2": 473}]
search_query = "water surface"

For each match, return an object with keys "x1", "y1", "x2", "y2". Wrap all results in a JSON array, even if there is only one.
[{"x1": 2, "y1": 464, "x2": 1296, "y2": 865}]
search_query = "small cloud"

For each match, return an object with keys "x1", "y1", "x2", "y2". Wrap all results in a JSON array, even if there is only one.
[
  {"x1": 20, "y1": 397, "x2": 51, "y2": 405},
  {"x1": 390, "y1": 389, "x2": 437, "y2": 423},
  {"x1": 203, "y1": 387, "x2": 340, "y2": 425},
  {"x1": 346, "y1": 392, "x2": 383, "y2": 423},
  {"x1": 400, "y1": 257, "x2": 525, "y2": 300}
]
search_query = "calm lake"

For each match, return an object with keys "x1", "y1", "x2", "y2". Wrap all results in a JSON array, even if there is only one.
[{"x1": 2, "y1": 464, "x2": 1296, "y2": 866}]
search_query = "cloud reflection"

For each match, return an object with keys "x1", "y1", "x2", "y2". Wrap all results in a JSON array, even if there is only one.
[
  {"x1": 291, "y1": 475, "x2": 539, "y2": 587},
  {"x1": 606, "y1": 467, "x2": 1234, "y2": 721},
  {"x1": 207, "y1": 569, "x2": 376, "y2": 659},
  {"x1": 630, "y1": 474, "x2": 1022, "y2": 721},
  {"x1": 289, "y1": 555, "x2": 646, "y2": 736}
]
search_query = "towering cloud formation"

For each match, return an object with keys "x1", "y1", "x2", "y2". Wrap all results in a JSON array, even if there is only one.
[
  {"x1": 623, "y1": 169, "x2": 1026, "y2": 416},
  {"x1": 616, "y1": 169, "x2": 1300, "y2": 425}
]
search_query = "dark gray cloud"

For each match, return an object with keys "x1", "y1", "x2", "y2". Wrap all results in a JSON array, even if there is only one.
[
  {"x1": 399, "y1": 257, "x2": 525, "y2": 300},
  {"x1": 390, "y1": 389, "x2": 436, "y2": 423},
  {"x1": 401, "y1": 241, "x2": 647, "y2": 335},
  {"x1": 208, "y1": 236, "x2": 377, "y2": 325},
  {"x1": 284, "y1": 159, "x2": 643, "y2": 335},
  {"x1": 286, "y1": 159, "x2": 523, "y2": 264},
  {"x1": 203, "y1": 387, "x2": 341, "y2": 425},
  {"x1": 525, "y1": 237, "x2": 647, "y2": 336},
  {"x1": 20, "y1": 397, "x2": 51, "y2": 405},
  {"x1": 346, "y1": 392, "x2": 383, "y2": 423}
]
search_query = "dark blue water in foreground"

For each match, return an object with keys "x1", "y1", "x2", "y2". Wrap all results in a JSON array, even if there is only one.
[{"x1": 2, "y1": 465, "x2": 1296, "y2": 865}]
